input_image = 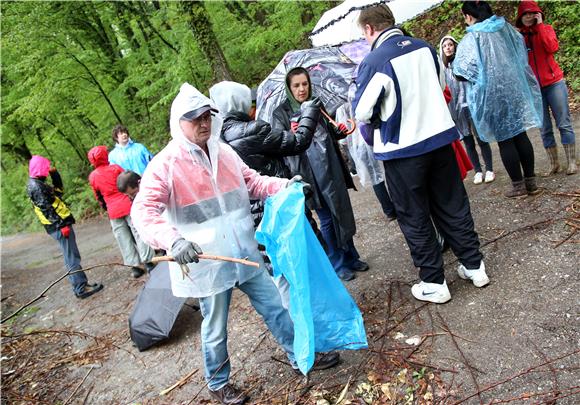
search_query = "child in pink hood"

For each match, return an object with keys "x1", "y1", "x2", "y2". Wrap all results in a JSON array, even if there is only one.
[{"x1": 26, "y1": 155, "x2": 103, "y2": 299}]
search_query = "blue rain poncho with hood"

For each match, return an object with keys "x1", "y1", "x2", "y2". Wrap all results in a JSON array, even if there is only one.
[
  {"x1": 453, "y1": 15, "x2": 542, "y2": 143},
  {"x1": 131, "y1": 83, "x2": 288, "y2": 298}
]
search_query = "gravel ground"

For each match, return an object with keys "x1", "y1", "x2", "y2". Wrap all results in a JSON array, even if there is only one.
[{"x1": 1, "y1": 119, "x2": 579, "y2": 404}]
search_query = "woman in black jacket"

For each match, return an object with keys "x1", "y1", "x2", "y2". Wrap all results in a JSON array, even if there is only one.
[{"x1": 270, "y1": 67, "x2": 368, "y2": 282}]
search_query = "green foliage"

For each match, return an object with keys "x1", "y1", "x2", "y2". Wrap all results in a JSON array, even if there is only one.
[
  {"x1": 404, "y1": 0, "x2": 579, "y2": 99},
  {"x1": 2, "y1": 1, "x2": 578, "y2": 234},
  {"x1": 1, "y1": 0, "x2": 327, "y2": 234}
]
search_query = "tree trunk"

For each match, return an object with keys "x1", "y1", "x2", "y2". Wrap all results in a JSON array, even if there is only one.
[{"x1": 181, "y1": 1, "x2": 232, "y2": 82}]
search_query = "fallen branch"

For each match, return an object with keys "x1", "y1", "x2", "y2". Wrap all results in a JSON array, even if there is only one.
[
  {"x1": 437, "y1": 311, "x2": 483, "y2": 405},
  {"x1": 62, "y1": 366, "x2": 94, "y2": 405},
  {"x1": 1, "y1": 261, "x2": 129, "y2": 324},
  {"x1": 452, "y1": 348, "x2": 580, "y2": 405},
  {"x1": 159, "y1": 368, "x2": 198, "y2": 396},
  {"x1": 151, "y1": 254, "x2": 259, "y2": 268},
  {"x1": 554, "y1": 228, "x2": 578, "y2": 248}
]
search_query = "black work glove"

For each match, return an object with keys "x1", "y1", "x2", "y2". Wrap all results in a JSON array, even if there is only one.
[
  {"x1": 287, "y1": 175, "x2": 312, "y2": 197},
  {"x1": 171, "y1": 238, "x2": 203, "y2": 264}
]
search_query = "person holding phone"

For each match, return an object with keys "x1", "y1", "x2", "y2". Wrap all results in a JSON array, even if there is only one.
[{"x1": 517, "y1": 0, "x2": 577, "y2": 175}]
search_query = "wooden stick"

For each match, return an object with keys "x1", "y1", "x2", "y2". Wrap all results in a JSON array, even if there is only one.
[
  {"x1": 151, "y1": 255, "x2": 259, "y2": 268},
  {"x1": 159, "y1": 369, "x2": 198, "y2": 396}
]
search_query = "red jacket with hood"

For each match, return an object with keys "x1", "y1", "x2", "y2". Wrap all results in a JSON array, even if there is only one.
[
  {"x1": 88, "y1": 146, "x2": 132, "y2": 219},
  {"x1": 516, "y1": 0, "x2": 564, "y2": 88}
]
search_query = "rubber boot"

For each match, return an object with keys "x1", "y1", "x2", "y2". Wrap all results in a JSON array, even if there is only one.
[
  {"x1": 563, "y1": 143, "x2": 578, "y2": 175},
  {"x1": 504, "y1": 180, "x2": 527, "y2": 198},
  {"x1": 541, "y1": 146, "x2": 560, "y2": 177},
  {"x1": 524, "y1": 176, "x2": 540, "y2": 195}
]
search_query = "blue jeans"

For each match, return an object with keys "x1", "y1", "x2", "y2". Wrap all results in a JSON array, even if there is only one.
[
  {"x1": 315, "y1": 206, "x2": 360, "y2": 274},
  {"x1": 48, "y1": 226, "x2": 88, "y2": 295},
  {"x1": 540, "y1": 80, "x2": 576, "y2": 148},
  {"x1": 198, "y1": 270, "x2": 295, "y2": 391}
]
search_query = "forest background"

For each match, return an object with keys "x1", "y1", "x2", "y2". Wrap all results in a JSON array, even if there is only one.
[{"x1": 2, "y1": 1, "x2": 578, "y2": 234}]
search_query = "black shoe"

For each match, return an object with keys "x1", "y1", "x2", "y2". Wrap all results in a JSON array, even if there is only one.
[
  {"x1": 386, "y1": 214, "x2": 397, "y2": 222},
  {"x1": 144, "y1": 262, "x2": 156, "y2": 273},
  {"x1": 350, "y1": 260, "x2": 369, "y2": 272},
  {"x1": 75, "y1": 283, "x2": 104, "y2": 299},
  {"x1": 132, "y1": 267, "x2": 145, "y2": 278},
  {"x1": 337, "y1": 268, "x2": 356, "y2": 281},
  {"x1": 293, "y1": 352, "x2": 340, "y2": 375},
  {"x1": 208, "y1": 384, "x2": 248, "y2": 405}
]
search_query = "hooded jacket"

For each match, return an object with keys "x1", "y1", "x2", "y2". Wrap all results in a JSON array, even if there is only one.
[
  {"x1": 516, "y1": 0, "x2": 563, "y2": 88},
  {"x1": 88, "y1": 145, "x2": 132, "y2": 219},
  {"x1": 439, "y1": 35, "x2": 472, "y2": 138},
  {"x1": 453, "y1": 15, "x2": 542, "y2": 142},
  {"x1": 26, "y1": 155, "x2": 74, "y2": 233},
  {"x1": 271, "y1": 70, "x2": 356, "y2": 250},
  {"x1": 210, "y1": 81, "x2": 320, "y2": 179},
  {"x1": 131, "y1": 83, "x2": 288, "y2": 298},
  {"x1": 108, "y1": 139, "x2": 153, "y2": 176}
]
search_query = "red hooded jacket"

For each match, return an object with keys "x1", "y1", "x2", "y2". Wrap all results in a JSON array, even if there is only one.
[
  {"x1": 516, "y1": 0, "x2": 563, "y2": 88},
  {"x1": 88, "y1": 146, "x2": 132, "y2": 219}
]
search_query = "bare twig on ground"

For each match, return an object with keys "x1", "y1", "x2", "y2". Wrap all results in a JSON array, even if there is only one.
[
  {"x1": 437, "y1": 311, "x2": 483, "y2": 405},
  {"x1": 159, "y1": 368, "x2": 198, "y2": 396},
  {"x1": 529, "y1": 340, "x2": 560, "y2": 404},
  {"x1": 1, "y1": 261, "x2": 131, "y2": 324},
  {"x1": 554, "y1": 228, "x2": 578, "y2": 248},
  {"x1": 62, "y1": 366, "x2": 94, "y2": 405},
  {"x1": 452, "y1": 348, "x2": 580, "y2": 405}
]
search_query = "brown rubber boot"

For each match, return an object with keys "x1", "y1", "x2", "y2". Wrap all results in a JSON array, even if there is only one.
[
  {"x1": 504, "y1": 180, "x2": 527, "y2": 198},
  {"x1": 563, "y1": 143, "x2": 578, "y2": 175},
  {"x1": 524, "y1": 176, "x2": 541, "y2": 195},
  {"x1": 541, "y1": 146, "x2": 560, "y2": 177}
]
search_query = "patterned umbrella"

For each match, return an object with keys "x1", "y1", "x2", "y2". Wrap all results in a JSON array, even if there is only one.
[{"x1": 256, "y1": 47, "x2": 357, "y2": 123}]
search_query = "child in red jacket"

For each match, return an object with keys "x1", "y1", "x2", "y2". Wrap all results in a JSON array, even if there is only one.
[
  {"x1": 517, "y1": 0, "x2": 577, "y2": 175},
  {"x1": 88, "y1": 146, "x2": 154, "y2": 278}
]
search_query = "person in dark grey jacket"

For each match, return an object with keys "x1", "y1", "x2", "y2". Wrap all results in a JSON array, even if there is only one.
[{"x1": 271, "y1": 67, "x2": 368, "y2": 282}]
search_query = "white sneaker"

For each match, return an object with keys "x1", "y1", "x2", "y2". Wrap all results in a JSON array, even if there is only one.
[
  {"x1": 484, "y1": 171, "x2": 496, "y2": 183},
  {"x1": 457, "y1": 261, "x2": 490, "y2": 287},
  {"x1": 473, "y1": 172, "x2": 483, "y2": 184},
  {"x1": 411, "y1": 280, "x2": 451, "y2": 304}
]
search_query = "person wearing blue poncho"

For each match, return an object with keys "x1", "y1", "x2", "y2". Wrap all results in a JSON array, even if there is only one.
[{"x1": 453, "y1": 1, "x2": 543, "y2": 198}]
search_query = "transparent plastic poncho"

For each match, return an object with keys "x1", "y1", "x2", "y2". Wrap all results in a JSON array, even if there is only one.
[
  {"x1": 453, "y1": 16, "x2": 542, "y2": 142},
  {"x1": 336, "y1": 102, "x2": 384, "y2": 187},
  {"x1": 133, "y1": 83, "x2": 286, "y2": 298}
]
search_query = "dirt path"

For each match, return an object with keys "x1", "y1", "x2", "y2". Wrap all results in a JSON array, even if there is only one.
[{"x1": 2, "y1": 121, "x2": 579, "y2": 404}]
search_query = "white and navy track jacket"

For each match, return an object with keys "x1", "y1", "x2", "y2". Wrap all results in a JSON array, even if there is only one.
[{"x1": 353, "y1": 28, "x2": 459, "y2": 160}]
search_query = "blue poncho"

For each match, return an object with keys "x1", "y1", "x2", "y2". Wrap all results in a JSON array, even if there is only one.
[{"x1": 453, "y1": 16, "x2": 542, "y2": 142}]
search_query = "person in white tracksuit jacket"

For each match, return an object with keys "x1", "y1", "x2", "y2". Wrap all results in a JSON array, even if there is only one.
[{"x1": 352, "y1": 3, "x2": 489, "y2": 304}]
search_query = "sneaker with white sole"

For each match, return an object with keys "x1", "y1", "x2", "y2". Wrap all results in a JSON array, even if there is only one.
[
  {"x1": 484, "y1": 171, "x2": 495, "y2": 183},
  {"x1": 411, "y1": 280, "x2": 451, "y2": 304},
  {"x1": 473, "y1": 172, "x2": 483, "y2": 185},
  {"x1": 457, "y1": 261, "x2": 489, "y2": 287}
]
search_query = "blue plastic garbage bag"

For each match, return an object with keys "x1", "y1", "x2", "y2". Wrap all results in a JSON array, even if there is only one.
[{"x1": 255, "y1": 183, "x2": 368, "y2": 375}]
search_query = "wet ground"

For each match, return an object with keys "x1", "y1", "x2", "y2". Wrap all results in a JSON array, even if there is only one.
[{"x1": 2, "y1": 120, "x2": 579, "y2": 404}]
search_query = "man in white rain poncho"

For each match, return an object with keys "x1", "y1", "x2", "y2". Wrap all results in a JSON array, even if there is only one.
[{"x1": 131, "y1": 83, "x2": 337, "y2": 405}]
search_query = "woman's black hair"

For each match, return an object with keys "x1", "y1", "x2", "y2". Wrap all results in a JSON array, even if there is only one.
[
  {"x1": 461, "y1": 1, "x2": 494, "y2": 22},
  {"x1": 286, "y1": 67, "x2": 311, "y2": 91}
]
